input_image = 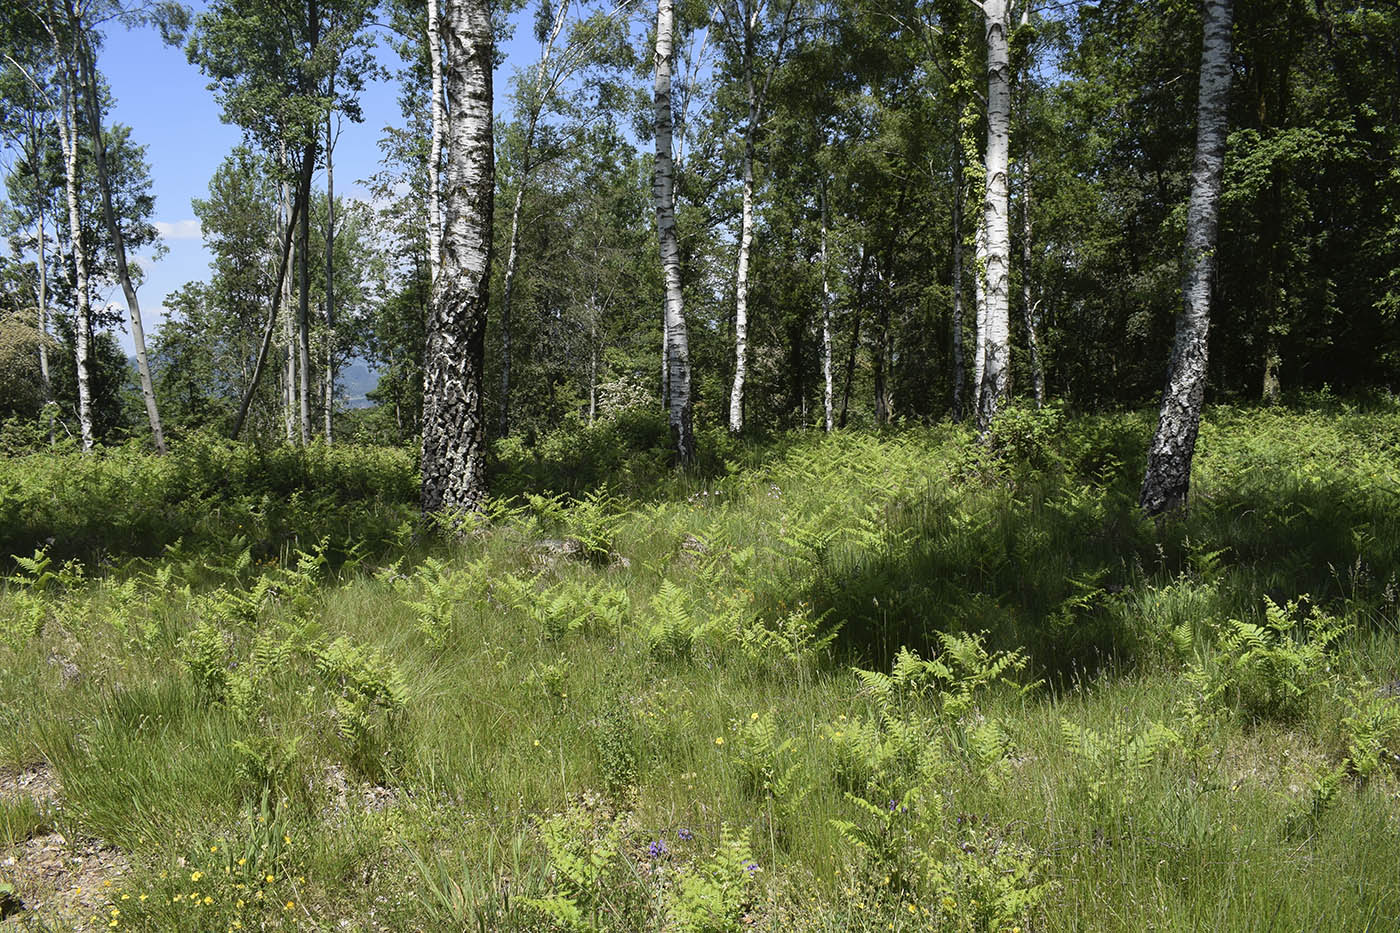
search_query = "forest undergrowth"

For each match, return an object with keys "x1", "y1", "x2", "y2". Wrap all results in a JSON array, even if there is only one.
[{"x1": 2, "y1": 401, "x2": 1399, "y2": 931}]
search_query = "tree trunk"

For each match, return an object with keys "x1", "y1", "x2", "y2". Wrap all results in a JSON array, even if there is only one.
[
  {"x1": 324, "y1": 100, "x2": 335, "y2": 444},
  {"x1": 232, "y1": 152, "x2": 314, "y2": 440},
  {"x1": 1140, "y1": 0, "x2": 1234, "y2": 516},
  {"x1": 653, "y1": 0, "x2": 694, "y2": 465},
  {"x1": 873, "y1": 262, "x2": 890, "y2": 426},
  {"x1": 1021, "y1": 158, "x2": 1044, "y2": 407},
  {"x1": 421, "y1": 0, "x2": 495, "y2": 515},
  {"x1": 74, "y1": 24, "x2": 166, "y2": 454},
  {"x1": 839, "y1": 246, "x2": 869, "y2": 429},
  {"x1": 1262, "y1": 339, "x2": 1281, "y2": 404},
  {"x1": 281, "y1": 159, "x2": 297, "y2": 444},
  {"x1": 498, "y1": 184, "x2": 523, "y2": 436},
  {"x1": 972, "y1": 211, "x2": 987, "y2": 415},
  {"x1": 951, "y1": 139, "x2": 965, "y2": 422},
  {"x1": 588, "y1": 293, "x2": 598, "y2": 425},
  {"x1": 975, "y1": 0, "x2": 1012, "y2": 433},
  {"x1": 426, "y1": 0, "x2": 446, "y2": 287},
  {"x1": 35, "y1": 184, "x2": 53, "y2": 443},
  {"x1": 297, "y1": 139, "x2": 314, "y2": 445},
  {"x1": 727, "y1": 126, "x2": 755, "y2": 433},
  {"x1": 56, "y1": 70, "x2": 93, "y2": 452},
  {"x1": 821, "y1": 184, "x2": 833, "y2": 433}
]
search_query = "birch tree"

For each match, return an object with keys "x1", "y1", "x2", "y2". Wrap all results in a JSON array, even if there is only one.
[
  {"x1": 718, "y1": 0, "x2": 796, "y2": 434},
  {"x1": 421, "y1": 0, "x2": 494, "y2": 514},
  {"x1": 972, "y1": 0, "x2": 1011, "y2": 433},
  {"x1": 652, "y1": 0, "x2": 694, "y2": 463},
  {"x1": 69, "y1": 19, "x2": 166, "y2": 452},
  {"x1": 1140, "y1": 0, "x2": 1234, "y2": 515},
  {"x1": 55, "y1": 60, "x2": 95, "y2": 450}
]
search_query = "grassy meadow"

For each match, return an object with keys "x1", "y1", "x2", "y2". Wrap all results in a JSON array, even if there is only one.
[{"x1": 2, "y1": 402, "x2": 1400, "y2": 931}]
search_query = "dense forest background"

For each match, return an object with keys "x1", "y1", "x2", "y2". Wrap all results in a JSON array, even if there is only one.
[{"x1": 2, "y1": 0, "x2": 1397, "y2": 455}]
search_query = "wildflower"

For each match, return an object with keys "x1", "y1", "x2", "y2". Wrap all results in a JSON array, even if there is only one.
[
  {"x1": 237, "y1": 858, "x2": 246, "y2": 866},
  {"x1": 283, "y1": 835, "x2": 291, "y2": 845},
  {"x1": 744, "y1": 862, "x2": 760, "y2": 874},
  {"x1": 285, "y1": 901, "x2": 295, "y2": 911},
  {"x1": 211, "y1": 845, "x2": 219, "y2": 853},
  {"x1": 191, "y1": 871, "x2": 203, "y2": 882},
  {"x1": 677, "y1": 828, "x2": 693, "y2": 842},
  {"x1": 715, "y1": 737, "x2": 724, "y2": 745},
  {"x1": 648, "y1": 839, "x2": 669, "y2": 858},
  {"x1": 203, "y1": 896, "x2": 213, "y2": 905},
  {"x1": 750, "y1": 712, "x2": 760, "y2": 721},
  {"x1": 265, "y1": 875, "x2": 274, "y2": 884}
]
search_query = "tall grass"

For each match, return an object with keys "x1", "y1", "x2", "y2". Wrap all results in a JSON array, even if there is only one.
[{"x1": 1, "y1": 402, "x2": 1399, "y2": 930}]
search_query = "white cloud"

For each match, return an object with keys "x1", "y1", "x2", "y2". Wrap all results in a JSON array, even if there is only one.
[{"x1": 155, "y1": 218, "x2": 202, "y2": 241}]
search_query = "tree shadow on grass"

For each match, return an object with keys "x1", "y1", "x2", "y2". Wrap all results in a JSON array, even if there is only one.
[{"x1": 804, "y1": 426, "x2": 1400, "y2": 686}]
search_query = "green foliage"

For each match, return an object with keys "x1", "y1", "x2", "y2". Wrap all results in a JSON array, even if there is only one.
[
  {"x1": 728, "y1": 710, "x2": 808, "y2": 819},
  {"x1": 315, "y1": 636, "x2": 409, "y2": 781},
  {"x1": 920, "y1": 817, "x2": 1053, "y2": 933},
  {"x1": 1338, "y1": 679, "x2": 1400, "y2": 780},
  {"x1": 666, "y1": 824, "x2": 758, "y2": 933},
  {"x1": 1059, "y1": 718, "x2": 1180, "y2": 825},
  {"x1": 526, "y1": 805, "x2": 625, "y2": 932},
  {"x1": 1193, "y1": 597, "x2": 1351, "y2": 723}
]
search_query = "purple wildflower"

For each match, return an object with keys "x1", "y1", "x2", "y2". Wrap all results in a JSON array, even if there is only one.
[
  {"x1": 677, "y1": 828, "x2": 693, "y2": 842},
  {"x1": 648, "y1": 839, "x2": 669, "y2": 859}
]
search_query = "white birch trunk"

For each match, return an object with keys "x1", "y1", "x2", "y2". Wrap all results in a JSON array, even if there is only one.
[
  {"x1": 74, "y1": 31, "x2": 166, "y2": 454},
  {"x1": 951, "y1": 139, "x2": 965, "y2": 421},
  {"x1": 36, "y1": 188, "x2": 52, "y2": 441},
  {"x1": 427, "y1": 0, "x2": 446, "y2": 288},
  {"x1": 972, "y1": 209, "x2": 987, "y2": 415},
  {"x1": 1021, "y1": 160, "x2": 1044, "y2": 407},
  {"x1": 231, "y1": 153, "x2": 311, "y2": 440},
  {"x1": 280, "y1": 163, "x2": 297, "y2": 444},
  {"x1": 57, "y1": 73, "x2": 93, "y2": 452},
  {"x1": 727, "y1": 127, "x2": 755, "y2": 433},
  {"x1": 653, "y1": 0, "x2": 694, "y2": 464},
  {"x1": 974, "y1": 0, "x2": 1012, "y2": 433},
  {"x1": 1140, "y1": 0, "x2": 1234, "y2": 515},
  {"x1": 421, "y1": 0, "x2": 495, "y2": 515},
  {"x1": 324, "y1": 104, "x2": 335, "y2": 445},
  {"x1": 820, "y1": 184, "x2": 833, "y2": 433}
]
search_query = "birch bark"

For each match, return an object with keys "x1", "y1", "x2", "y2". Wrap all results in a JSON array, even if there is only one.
[
  {"x1": 653, "y1": 0, "x2": 694, "y2": 464},
  {"x1": 73, "y1": 25, "x2": 166, "y2": 453},
  {"x1": 280, "y1": 155, "x2": 297, "y2": 443},
  {"x1": 231, "y1": 152, "x2": 313, "y2": 440},
  {"x1": 974, "y1": 0, "x2": 1012, "y2": 433},
  {"x1": 725, "y1": 0, "x2": 795, "y2": 433},
  {"x1": 421, "y1": 0, "x2": 495, "y2": 515},
  {"x1": 820, "y1": 184, "x2": 833, "y2": 433},
  {"x1": 56, "y1": 70, "x2": 93, "y2": 451},
  {"x1": 324, "y1": 103, "x2": 335, "y2": 444},
  {"x1": 426, "y1": 0, "x2": 446, "y2": 287},
  {"x1": 1140, "y1": 0, "x2": 1234, "y2": 515},
  {"x1": 951, "y1": 140, "x2": 965, "y2": 422}
]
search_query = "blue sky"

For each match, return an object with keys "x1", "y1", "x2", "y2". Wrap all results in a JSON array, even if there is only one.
[{"x1": 94, "y1": 2, "x2": 547, "y2": 353}]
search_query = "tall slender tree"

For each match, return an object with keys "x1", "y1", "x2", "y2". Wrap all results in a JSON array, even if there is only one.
[
  {"x1": 652, "y1": 0, "x2": 693, "y2": 463},
  {"x1": 1140, "y1": 0, "x2": 1235, "y2": 515},
  {"x1": 70, "y1": 14, "x2": 166, "y2": 452},
  {"x1": 720, "y1": 0, "x2": 797, "y2": 433},
  {"x1": 421, "y1": 0, "x2": 494, "y2": 515},
  {"x1": 973, "y1": 0, "x2": 1012, "y2": 432}
]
